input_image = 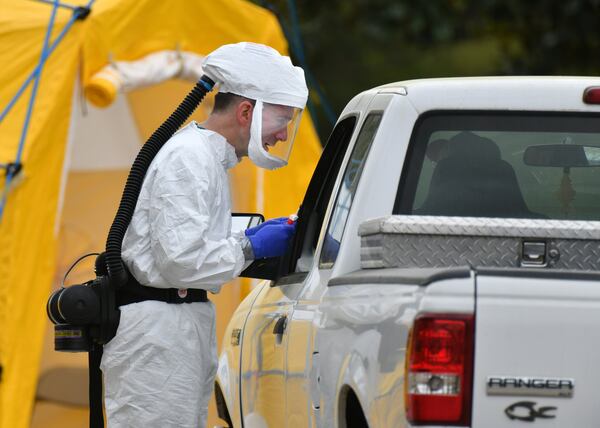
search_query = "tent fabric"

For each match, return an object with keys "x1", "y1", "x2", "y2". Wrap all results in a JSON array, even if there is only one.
[
  {"x1": 0, "y1": 1, "x2": 321, "y2": 427},
  {"x1": 0, "y1": 4, "x2": 82, "y2": 428}
]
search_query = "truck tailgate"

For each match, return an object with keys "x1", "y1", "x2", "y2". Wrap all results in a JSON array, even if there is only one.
[{"x1": 472, "y1": 272, "x2": 600, "y2": 427}]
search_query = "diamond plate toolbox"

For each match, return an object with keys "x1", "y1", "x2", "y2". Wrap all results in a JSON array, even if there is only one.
[{"x1": 358, "y1": 216, "x2": 600, "y2": 270}]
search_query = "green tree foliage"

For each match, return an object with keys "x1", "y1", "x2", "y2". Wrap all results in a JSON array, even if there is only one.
[
  {"x1": 482, "y1": 0, "x2": 600, "y2": 74},
  {"x1": 256, "y1": 0, "x2": 600, "y2": 139}
]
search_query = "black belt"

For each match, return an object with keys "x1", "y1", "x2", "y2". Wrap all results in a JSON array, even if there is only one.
[
  {"x1": 117, "y1": 274, "x2": 208, "y2": 306},
  {"x1": 89, "y1": 276, "x2": 208, "y2": 428}
]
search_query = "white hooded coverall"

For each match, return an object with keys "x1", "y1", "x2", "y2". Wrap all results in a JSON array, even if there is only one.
[{"x1": 100, "y1": 122, "x2": 244, "y2": 427}]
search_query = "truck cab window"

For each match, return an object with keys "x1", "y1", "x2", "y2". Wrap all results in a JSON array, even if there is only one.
[
  {"x1": 320, "y1": 113, "x2": 382, "y2": 268},
  {"x1": 395, "y1": 112, "x2": 600, "y2": 220},
  {"x1": 283, "y1": 116, "x2": 357, "y2": 276}
]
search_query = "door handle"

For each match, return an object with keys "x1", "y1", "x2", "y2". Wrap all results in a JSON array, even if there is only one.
[{"x1": 272, "y1": 315, "x2": 287, "y2": 336}]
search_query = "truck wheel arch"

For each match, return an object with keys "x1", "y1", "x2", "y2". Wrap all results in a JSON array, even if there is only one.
[
  {"x1": 338, "y1": 385, "x2": 369, "y2": 428},
  {"x1": 333, "y1": 345, "x2": 374, "y2": 428},
  {"x1": 214, "y1": 381, "x2": 233, "y2": 428}
]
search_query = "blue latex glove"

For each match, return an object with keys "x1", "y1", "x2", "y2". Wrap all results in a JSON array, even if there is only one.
[
  {"x1": 245, "y1": 217, "x2": 288, "y2": 237},
  {"x1": 247, "y1": 222, "x2": 296, "y2": 259}
]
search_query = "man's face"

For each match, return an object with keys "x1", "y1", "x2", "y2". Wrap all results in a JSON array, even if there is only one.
[{"x1": 260, "y1": 104, "x2": 295, "y2": 151}]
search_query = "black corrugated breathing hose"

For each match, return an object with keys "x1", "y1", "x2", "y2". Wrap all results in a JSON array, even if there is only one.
[{"x1": 104, "y1": 75, "x2": 215, "y2": 287}]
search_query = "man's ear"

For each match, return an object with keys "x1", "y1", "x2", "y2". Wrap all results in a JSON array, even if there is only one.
[{"x1": 236, "y1": 100, "x2": 254, "y2": 126}]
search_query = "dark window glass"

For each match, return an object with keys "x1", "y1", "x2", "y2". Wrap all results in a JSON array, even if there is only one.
[
  {"x1": 286, "y1": 116, "x2": 357, "y2": 275},
  {"x1": 395, "y1": 112, "x2": 600, "y2": 220},
  {"x1": 320, "y1": 113, "x2": 382, "y2": 268}
]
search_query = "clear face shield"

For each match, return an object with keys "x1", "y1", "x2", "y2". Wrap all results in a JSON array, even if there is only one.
[{"x1": 248, "y1": 100, "x2": 303, "y2": 170}]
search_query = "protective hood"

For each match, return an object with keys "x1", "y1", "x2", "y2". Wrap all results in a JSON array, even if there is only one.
[
  {"x1": 202, "y1": 42, "x2": 308, "y2": 170},
  {"x1": 202, "y1": 42, "x2": 308, "y2": 108}
]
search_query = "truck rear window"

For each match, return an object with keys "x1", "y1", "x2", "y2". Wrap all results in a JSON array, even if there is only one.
[{"x1": 395, "y1": 112, "x2": 600, "y2": 220}]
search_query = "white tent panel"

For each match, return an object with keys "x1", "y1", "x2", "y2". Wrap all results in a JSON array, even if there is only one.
[{"x1": 69, "y1": 94, "x2": 141, "y2": 171}]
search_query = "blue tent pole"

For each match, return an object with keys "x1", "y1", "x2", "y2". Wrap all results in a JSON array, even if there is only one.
[
  {"x1": 286, "y1": 0, "x2": 305, "y2": 65},
  {"x1": 31, "y1": 0, "x2": 78, "y2": 11},
  {"x1": 285, "y1": 0, "x2": 337, "y2": 127},
  {"x1": 0, "y1": 0, "x2": 60, "y2": 221},
  {"x1": 0, "y1": 0, "x2": 93, "y2": 222},
  {"x1": 0, "y1": 3, "x2": 90, "y2": 126},
  {"x1": 13, "y1": 0, "x2": 60, "y2": 165}
]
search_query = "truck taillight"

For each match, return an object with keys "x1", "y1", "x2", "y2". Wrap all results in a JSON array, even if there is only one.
[
  {"x1": 405, "y1": 313, "x2": 474, "y2": 426},
  {"x1": 583, "y1": 86, "x2": 600, "y2": 104}
]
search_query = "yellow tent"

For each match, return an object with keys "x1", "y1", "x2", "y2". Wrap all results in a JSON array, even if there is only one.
[{"x1": 0, "y1": 1, "x2": 321, "y2": 427}]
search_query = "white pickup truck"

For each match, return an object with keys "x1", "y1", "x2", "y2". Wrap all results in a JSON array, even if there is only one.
[{"x1": 215, "y1": 77, "x2": 600, "y2": 428}]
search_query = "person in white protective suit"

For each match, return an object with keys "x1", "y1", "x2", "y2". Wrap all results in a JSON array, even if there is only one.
[{"x1": 100, "y1": 42, "x2": 308, "y2": 428}]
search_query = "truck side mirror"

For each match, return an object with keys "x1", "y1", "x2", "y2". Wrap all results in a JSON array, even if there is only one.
[{"x1": 239, "y1": 256, "x2": 282, "y2": 281}]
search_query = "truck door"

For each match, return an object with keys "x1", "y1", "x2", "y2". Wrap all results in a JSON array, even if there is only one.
[
  {"x1": 239, "y1": 115, "x2": 359, "y2": 427},
  {"x1": 238, "y1": 279, "x2": 304, "y2": 427},
  {"x1": 285, "y1": 101, "x2": 388, "y2": 427},
  {"x1": 472, "y1": 272, "x2": 600, "y2": 427}
]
